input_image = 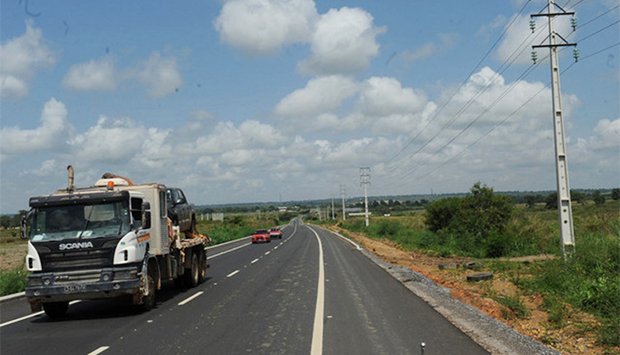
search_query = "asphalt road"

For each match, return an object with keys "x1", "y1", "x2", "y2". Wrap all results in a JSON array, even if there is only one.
[{"x1": 0, "y1": 220, "x2": 488, "y2": 355}]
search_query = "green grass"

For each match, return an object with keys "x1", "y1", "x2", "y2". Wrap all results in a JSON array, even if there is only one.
[
  {"x1": 0, "y1": 268, "x2": 27, "y2": 296},
  {"x1": 493, "y1": 294, "x2": 529, "y2": 320}
]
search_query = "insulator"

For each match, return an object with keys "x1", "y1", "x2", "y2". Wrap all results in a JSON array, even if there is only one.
[
  {"x1": 531, "y1": 50, "x2": 538, "y2": 64},
  {"x1": 571, "y1": 17, "x2": 577, "y2": 31},
  {"x1": 573, "y1": 48, "x2": 579, "y2": 62},
  {"x1": 529, "y1": 19, "x2": 536, "y2": 33}
]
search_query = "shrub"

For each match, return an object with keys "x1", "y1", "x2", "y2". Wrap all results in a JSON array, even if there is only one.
[
  {"x1": 424, "y1": 197, "x2": 461, "y2": 232},
  {"x1": 425, "y1": 182, "x2": 513, "y2": 257}
]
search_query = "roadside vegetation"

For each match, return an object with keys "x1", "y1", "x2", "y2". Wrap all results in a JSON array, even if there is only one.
[{"x1": 316, "y1": 183, "x2": 619, "y2": 349}]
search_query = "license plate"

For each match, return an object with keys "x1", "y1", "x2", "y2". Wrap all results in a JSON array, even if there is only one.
[{"x1": 63, "y1": 284, "x2": 86, "y2": 293}]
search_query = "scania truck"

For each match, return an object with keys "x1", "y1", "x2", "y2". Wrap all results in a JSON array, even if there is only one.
[{"x1": 21, "y1": 166, "x2": 208, "y2": 318}]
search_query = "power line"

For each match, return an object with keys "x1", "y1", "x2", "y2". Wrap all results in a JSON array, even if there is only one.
[
  {"x1": 575, "y1": 19, "x2": 620, "y2": 42},
  {"x1": 381, "y1": 0, "x2": 534, "y2": 165}
]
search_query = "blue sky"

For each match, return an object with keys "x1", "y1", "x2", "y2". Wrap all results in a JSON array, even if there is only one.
[{"x1": 1, "y1": 0, "x2": 619, "y2": 214}]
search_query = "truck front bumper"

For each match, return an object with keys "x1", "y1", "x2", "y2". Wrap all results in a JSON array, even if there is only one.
[{"x1": 26, "y1": 266, "x2": 142, "y2": 304}]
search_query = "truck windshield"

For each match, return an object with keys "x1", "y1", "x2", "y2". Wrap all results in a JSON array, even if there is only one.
[{"x1": 29, "y1": 200, "x2": 130, "y2": 242}]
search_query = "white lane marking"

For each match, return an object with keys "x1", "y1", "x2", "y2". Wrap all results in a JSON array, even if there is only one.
[
  {"x1": 88, "y1": 346, "x2": 110, "y2": 355},
  {"x1": 206, "y1": 236, "x2": 251, "y2": 250},
  {"x1": 274, "y1": 246, "x2": 278, "y2": 250},
  {"x1": 251, "y1": 258, "x2": 259, "y2": 264},
  {"x1": 178, "y1": 291, "x2": 204, "y2": 306},
  {"x1": 227, "y1": 270, "x2": 240, "y2": 278},
  {"x1": 314, "y1": 226, "x2": 362, "y2": 250},
  {"x1": 307, "y1": 226, "x2": 325, "y2": 355},
  {"x1": 209, "y1": 242, "x2": 251, "y2": 259},
  {"x1": 0, "y1": 300, "x2": 81, "y2": 328},
  {"x1": 265, "y1": 251, "x2": 270, "y2": 255}
]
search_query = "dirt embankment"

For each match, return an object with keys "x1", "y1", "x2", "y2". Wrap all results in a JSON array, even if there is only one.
[{"x1": 328, "y1": 226, "x2": 612, "y2": 355}]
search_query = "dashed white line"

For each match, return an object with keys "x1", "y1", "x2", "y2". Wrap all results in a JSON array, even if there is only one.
[
  {"x1": 87, "y1": 346, "x2": 109, "y2": 355},
  {"x1": 251, "y1": 258, "x2": 259, "y2": 264},
  {"x1": 178, "y1": 291, "x2": 204, "y2": 306},
  {"x1": 265, "y1": 251, "x2": 270, "y2": 255},
  {"x1": 227, "y1": 270, "x2": 240, "y2": 278}
]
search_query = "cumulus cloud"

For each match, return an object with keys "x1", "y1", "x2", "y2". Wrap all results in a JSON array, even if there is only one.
[
  {"x1": 63, "y1": 56, "x2": 117, "y2": 91},
  {"x1": 359, "y1": 77, "x2": 427, "y2": 116},
  {"x1": 214, "y1": 0, "x2": 318, "y2": 54},
  {"x1": 137, "y1": 53, "x2": 182, "y2": 97},
  {"x1": 68, "y1": 117, "x2": 145, "y2": 163},
  {"x1": 0, "y1": 21, "x2": 55, "y2": 98},
  {"x1": 275, "y1": 75, "x2": 358, "y2": 117},
  {"x1": 0, "y1": 98, "x2": 70, "y2": 160},
  {"x1": 300, "y1": 7, "x2": 385, "y2": 75}
]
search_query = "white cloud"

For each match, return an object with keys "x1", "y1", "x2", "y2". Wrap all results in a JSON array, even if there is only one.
[
  {"x1": 137, "y1": 53, "x2": 182, "y2": 97},
  {"x1": 585, "y1": 118, "x2": 620, "y2": 151},
  {"x1": 359, "y1": 77, "x2": 427, "y2": 116},
  {"x1": 0, "y1": 98, "x2": 70, "y2": 160},
  {"x1": 68, "y1": 116, "x2": 145, "y2": 163},
  {"x1": 275, "y1": 75, "x2": 358, "y2": 117},
  {"x1": 214, "y1": 0, "x2": 318, "y2": 54},
  {"x1": 299, "y1": 7, "x2": 385, "y2": 75},
  {"x1": 63, "y1": 56, "x2": 116, "y2": 91},
  {"x1": 0, "y1": 21, "x2": 54, "y2": 98}
]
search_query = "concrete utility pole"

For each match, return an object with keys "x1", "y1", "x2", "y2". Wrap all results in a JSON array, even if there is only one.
[
  {"x1": 331, "y1": 195, "x2": 335, "y2": 220},
  {"x1": 340, "y1": 184, "x2": 346, "y2": 221},
  {"x1": 360, "y1": 167, "x2": 371, "y2": 227},
  {"x1": 531, "y1": 0, "x2": 577, "y2": 258}
]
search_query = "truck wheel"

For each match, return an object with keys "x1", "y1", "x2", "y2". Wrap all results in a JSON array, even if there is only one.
[
  {"x1": 43, "y1": 301, "x2": 68, "y2": 319},
  {"x1": 141, "y1": 270, "x2": 156, "y2": 311},
  {"x1": 184, "y1": 253, "x2": 199, "y2": 288},
  {"x1": 198, "y1": 250, "x2": 207, "y2": 284}
]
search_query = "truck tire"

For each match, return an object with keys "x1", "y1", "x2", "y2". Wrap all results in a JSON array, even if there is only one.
[
  {"x1": 198, "y1": 249, "x2": 207, "y2": 284},
  {"x1": 43, "y1": 301, "x2": 68, "y2": 319},
  {"x1": 184, "y1": 253, "x2": 199, "y2": 288},
  {"x1": 141, "y1": 269, "x2": 156, "y2": 311}
]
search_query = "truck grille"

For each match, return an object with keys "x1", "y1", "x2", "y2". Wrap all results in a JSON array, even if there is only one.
[{"x1": 40, "y1": 249, "x2": 114, "y2": 271}]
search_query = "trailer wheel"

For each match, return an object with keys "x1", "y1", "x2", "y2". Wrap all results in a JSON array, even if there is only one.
[
  {"x1": 184, "y1": 253, "x2": 199, "y2": 288},
  {"x1": 198, "y1": 249, "x2": 207, "y2": 284},
  {"x1": 43, "y1": 301, "x2": 68, "y2": 319}
]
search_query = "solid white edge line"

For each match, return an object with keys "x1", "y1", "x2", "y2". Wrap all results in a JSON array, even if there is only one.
[
  {"x1": 0, "y1": 311, "x2": 44, "y2": 328},
  {"x1": 206, "y1": 236, "x2": 251, "y2": 250},
  {"x1": 251, "y1": 258, "x2": 259, "y2": 264},
  {"x1": 209, "y1": 242, "x2": 252, "y2": 259},
  {"x1": 226, "y1": 270, "x2": 240, "y2": 278},
  {"x1": 307, "y1": 226, "x2": 325, "y2": 355},
  {"x1": 0, "y1": 300, "x2": 81, "y2": 328},
  {"x1": 87, "y1": 346, "x2": 110, "y2": 355},
  {"x1": 178, "y1": 291, "x2": 204, "y2": 306},
  {"x1": 313, "y1": 225, "x2": 362, "y2": 250}
]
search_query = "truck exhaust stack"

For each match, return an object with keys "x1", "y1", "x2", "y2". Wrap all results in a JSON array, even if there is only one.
[{"x1": 66, "y1": 165, "x2": 74, "y2": 192}]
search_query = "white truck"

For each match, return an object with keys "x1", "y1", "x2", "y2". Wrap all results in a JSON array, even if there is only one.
[{"x1": 21, "y1": 167, "x2": 208, "y2": 318}]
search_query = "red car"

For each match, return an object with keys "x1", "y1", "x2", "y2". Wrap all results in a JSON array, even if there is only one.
[
  {"x1": 251, "y1": 229, "x2": 271, "y2": 244},
  {"x1": 269, "y1": 227, "x2": 283, "y2": 239}
]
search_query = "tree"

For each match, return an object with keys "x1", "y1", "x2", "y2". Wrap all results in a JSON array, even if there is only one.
[
  {"x1": 545, "y1": 192, "x2": 558, "y2": 209},
  {"x1": 571, "y1": 190, "x2": 586, "y2": 204},
  {"x1": 524, "y1": 195, "x2": 537, "y2": 208},
  {"x1": 612, "y1": 188, "x2": 620, "y2": 201},
  {"x1": 593, "y1": 191, "x2": 606, "y2": 205}
]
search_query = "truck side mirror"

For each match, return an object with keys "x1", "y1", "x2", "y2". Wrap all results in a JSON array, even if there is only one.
[
  {"x1": 20, "y1": 210, "x2": 33, "y2": 240},
  {"x1": 142, "y1": 202, "x2": 151, "y2": 229}
]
